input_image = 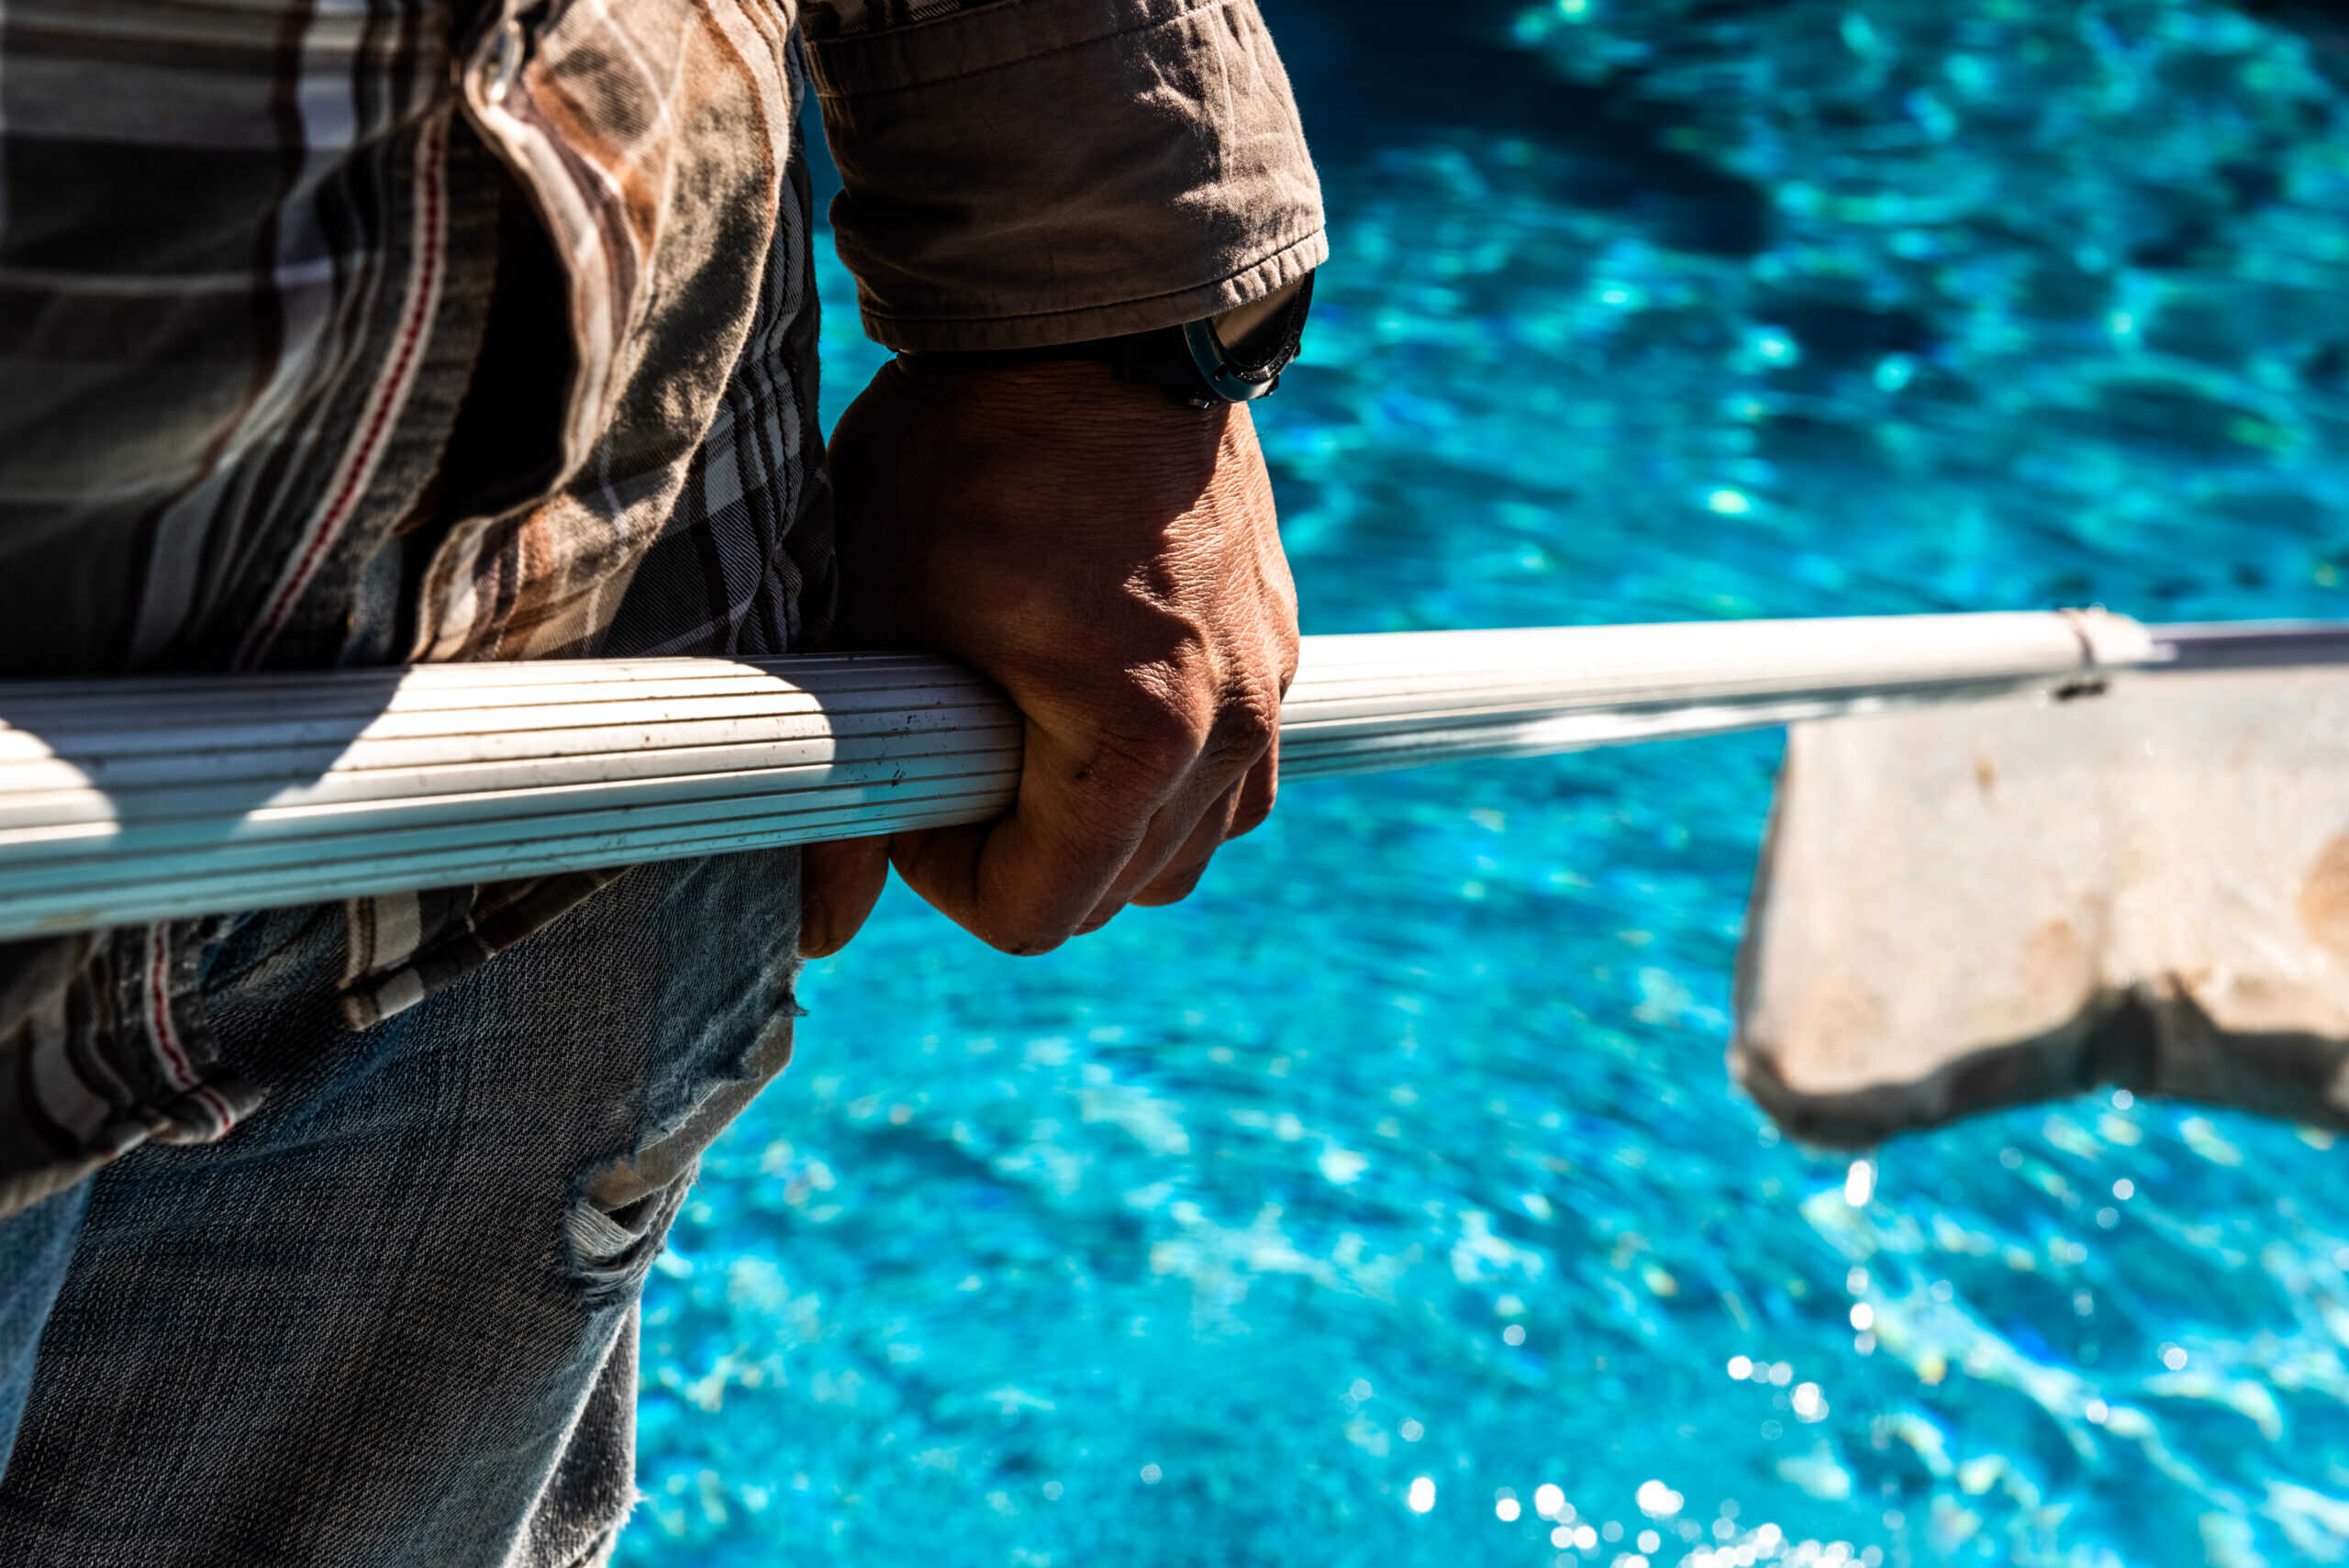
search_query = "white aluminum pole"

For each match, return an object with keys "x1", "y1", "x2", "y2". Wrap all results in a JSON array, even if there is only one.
[{"x1": 0, "y1": 610, "x2": 2173, "y2": 940}]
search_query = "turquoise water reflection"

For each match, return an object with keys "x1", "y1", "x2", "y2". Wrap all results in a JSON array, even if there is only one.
[{"x1": 628, "y1": 4, "x2": 2349, "y2": 1562}]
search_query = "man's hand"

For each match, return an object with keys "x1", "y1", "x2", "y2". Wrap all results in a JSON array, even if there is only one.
[{"x1": 796, "y1": 358, "x2": 1299, "y2": 959}]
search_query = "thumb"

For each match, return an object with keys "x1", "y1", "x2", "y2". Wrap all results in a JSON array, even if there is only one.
[{"x1": 798, "y1": 835, "x2": 892, "y2": 958}]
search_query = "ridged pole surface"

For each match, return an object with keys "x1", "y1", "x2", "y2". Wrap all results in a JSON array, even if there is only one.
[{"x1": 0, "y1": 611, "x2": 2155, "y2": 939}]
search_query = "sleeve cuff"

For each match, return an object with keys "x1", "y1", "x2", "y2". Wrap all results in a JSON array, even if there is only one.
[{"x1": 807, "y1": 0, "x2": 1328, "y2": 353}]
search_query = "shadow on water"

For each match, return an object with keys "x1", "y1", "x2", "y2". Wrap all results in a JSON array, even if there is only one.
[{"x1": 1263, "y1": 0, "x2": 1774, "y2": 258}]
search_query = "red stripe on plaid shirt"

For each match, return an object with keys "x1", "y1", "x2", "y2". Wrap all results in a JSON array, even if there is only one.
[{"x1": 237, "y1": 110, "x2": 453, "y2": 673}]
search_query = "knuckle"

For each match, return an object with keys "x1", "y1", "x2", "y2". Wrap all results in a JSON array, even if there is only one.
[
  {"x1": 1095, "y1": 691, "x2": 1211, "y2": 781},
  {"x1": 1217, "y1": 679, "x2": 1283, "y2": 757},
  {"x1": 1131, "y1": 719, "x2": 1207, "y2": 774},
  {"x1": 1074, "y1": 734, "x2": 1186, "y2": 794}
]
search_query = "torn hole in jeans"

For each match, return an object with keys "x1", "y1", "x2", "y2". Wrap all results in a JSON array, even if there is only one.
[
  {"x1": 564, "y1": 1176, "x2": 694, "y2": 1306},
  {"x1": 562, "y1": 1010, "x2": 796, "y2": 1302}
]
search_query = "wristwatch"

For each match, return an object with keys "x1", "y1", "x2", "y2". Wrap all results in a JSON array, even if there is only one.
[{"x1": 902, "y1": 272, "x2": 1314, "y2": 409}]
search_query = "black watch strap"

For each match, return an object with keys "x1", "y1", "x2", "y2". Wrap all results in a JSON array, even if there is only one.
[{"x1": 900, "y1": 272, "x2": 1314, "y2": 407}]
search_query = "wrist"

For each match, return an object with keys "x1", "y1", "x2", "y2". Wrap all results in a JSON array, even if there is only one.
[
  {"x1": 889, "y1": 356, "x2": 1227, "y2": 437},
  {"x1": 865, "y1": 358, "x2": 1248, "y2": 541},
  {"x1": 878, "y1": 354, "x2": 1249, "y2": 514},
  {"x1": 895, "y1": 272, "x2": 1314, "y2": 408}
]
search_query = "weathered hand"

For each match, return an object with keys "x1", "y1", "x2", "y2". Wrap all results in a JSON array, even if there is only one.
[{"x1": 796, "y1": 357, "x2": 1298, "y2": 958}]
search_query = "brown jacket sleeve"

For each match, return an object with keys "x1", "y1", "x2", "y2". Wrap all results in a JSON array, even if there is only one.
[{"x1": 806, "y1": 0, "x2": 1327, "y2": 352}]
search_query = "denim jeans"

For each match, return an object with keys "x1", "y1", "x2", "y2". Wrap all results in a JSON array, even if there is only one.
[{"x1": 0, "y1": 846, "x2": 802, "y2": 1566}]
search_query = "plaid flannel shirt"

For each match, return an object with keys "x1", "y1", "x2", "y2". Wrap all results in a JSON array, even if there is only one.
[{"x1": 0, "y1": 0, "x2": 1324, "y2": 1218}]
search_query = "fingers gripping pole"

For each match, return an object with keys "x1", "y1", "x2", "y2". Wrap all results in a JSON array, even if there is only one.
[{"x1": 0, "y1": 611, "x2": 2158, "y2": 940}]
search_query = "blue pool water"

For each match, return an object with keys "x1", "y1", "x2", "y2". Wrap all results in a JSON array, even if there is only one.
[{"x1": 625, "y1": 4, "x2": 2349, "y2": 1563}]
